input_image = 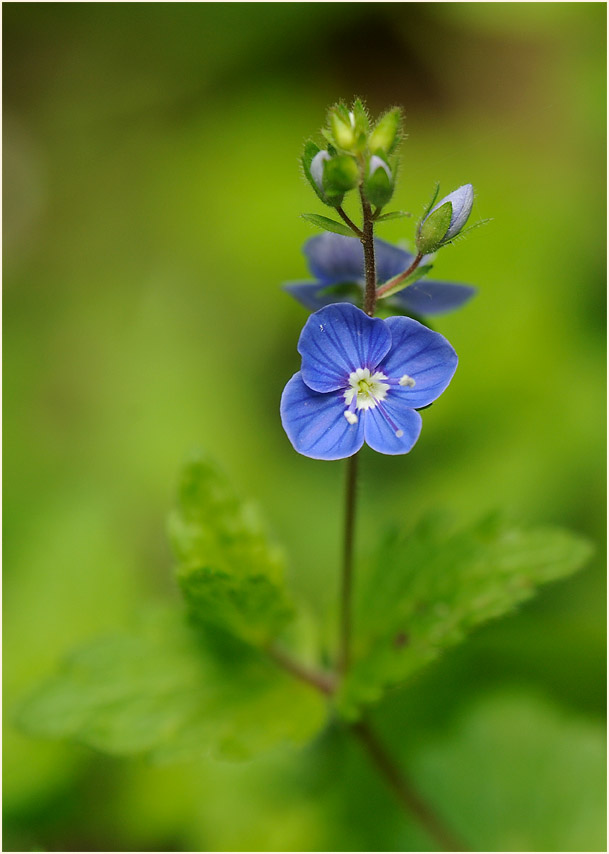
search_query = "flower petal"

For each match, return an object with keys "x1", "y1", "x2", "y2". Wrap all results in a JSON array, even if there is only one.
[
  {"x1": 280, "y1": 372, "x2": 364, "y2": 460},
  {"x1": 298, "y1": 303, "x2": 391, "y2": 393},
  {"x1": 390, "y1": 281, "x2": 477, "y2": 316},
  {"x1": 374, "y1": 239, "x2": 415, "y2": 285},
  {"x1": 304, "y1": 233, "x2": 365, "y2": 284},
  {"x1": 283, "y1": 282, "x2": 343, "y2": 312},
  {"x1": 303, "y1": 233, "x2": 413, "y2": 287},
  {"x1": 363, "y1": 402, "x2": 422, "y2": 455},
  {"x1": 378, "y1": 316, "x2": 458, "y2": 408}
]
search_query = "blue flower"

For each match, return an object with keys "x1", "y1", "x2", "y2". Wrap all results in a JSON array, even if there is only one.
[
  {"x1": 284, "y1": 233, "x2": 476, "y2": 317},
  {"x1": 281, "y1": 303, "x2": 458, "y2": 460}
]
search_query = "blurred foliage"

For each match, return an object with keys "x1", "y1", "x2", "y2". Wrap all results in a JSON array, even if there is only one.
[
  {"x1": 169, "y1": 452, "x2": 293, "y2": 645},
  {"x1": 17, "y1": 606, "x2": 326, "y2": 763},
  {"x1": 340, "y1": 513, "x2": 593, "y2": 717},
  {"x1": 4, "y1": 2, "x2": 606, "y2": 851}
]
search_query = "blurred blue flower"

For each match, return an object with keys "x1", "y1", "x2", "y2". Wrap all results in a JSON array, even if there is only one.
[
  {"x1": 281, "y1": 303, "x2": 458, "y2": 460},
  {"x1": 284, "y1": 233, "x2": 476, "y2": 317}
]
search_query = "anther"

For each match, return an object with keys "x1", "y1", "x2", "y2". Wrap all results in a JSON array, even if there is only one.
[
  {"x1": 399, "y1": 374, "x2": 416, "y2": 388},
  {"x1": 344, "y1": 411, "x2": 358, "y2": 425}
]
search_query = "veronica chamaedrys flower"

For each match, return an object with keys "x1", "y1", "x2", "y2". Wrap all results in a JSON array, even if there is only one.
[
  {"x1": 417, "y1": 183, "x2": 474, "y2": 253},
  {"x1": 281, "y1": 303, "x2": 457, "y2": 460},
  {"x1": 284, "y1": 232, "x2": 476, "y2": 317}
]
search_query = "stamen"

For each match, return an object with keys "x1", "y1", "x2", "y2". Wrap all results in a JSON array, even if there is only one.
[
  {"x1": 344, "y1": 411, "x2": 358, "y2": 425},
  {"x1": 399, "y1": 374, "x2": 416, "y2": 388},
  {"x1": 375, "y1": 400, "x2": 405, "y2": 439}
]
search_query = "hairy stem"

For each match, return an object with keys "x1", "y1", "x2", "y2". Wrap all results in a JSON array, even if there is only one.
[
  {"x1": 359, "y1": 188, "x2": 377, "y2": 316},
  {"x1": 267, "y1": 642, "x2": 336, "y2": 695},
  {"x1": 353, "y1": 719, "x2": 469, "y2": 852},
  {"x1": 376, "y1": 252, "x2": 423, "y2": 299},
  {"x1": 338, "y1": 187, "x2": 376, "y2": 676}
]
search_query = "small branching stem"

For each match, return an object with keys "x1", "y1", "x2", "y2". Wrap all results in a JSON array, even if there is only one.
[
  {"x1": 267, "y1": 642, "x2": 336, "y2": 695},
  {"x1": 336, "y1": 206, "x2": 363, "y2": 237},
  {"x1": 376, "y1": 252, "x2": 423, "y2": 299},
  {"x1": 353, "y1": 719, "x2": 469, "y2": 852}
]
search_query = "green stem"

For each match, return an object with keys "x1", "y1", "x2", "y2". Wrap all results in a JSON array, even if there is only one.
[
  {"x1": 337, "y1": 186, "x2": 378, "y2": 676},
  {"x1": 267, "y1": 642, "x2": 336, "y2": 695},
  {"x1": 353, "y1": 719, "x2": 469, "y2": 852},
  {"x1": 376, "y1": 252, "x2": 423, "y2": 300},
  {"x1": 338, "y1": 452, "x2": 358, "y2": 675}
]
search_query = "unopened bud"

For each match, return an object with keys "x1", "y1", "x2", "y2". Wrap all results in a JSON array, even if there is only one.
[
  {"x1": 310, "y1": 150, "x2": 331, "y2": 193},
  {"x1": 364, "y1": 156, "x2": 394, "y2": 208},
  {"x1": 417, "y1": 183, "x2": 474, "y2": 253},
  {"x1": 368, "y1": 108, "x2": 402, "y2": 155},
  {"x1": 330, "y1": 109, "x2": 356, "y2": 151}
]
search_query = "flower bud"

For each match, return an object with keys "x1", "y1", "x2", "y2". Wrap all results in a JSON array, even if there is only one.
[
  {"x1": 368, "y1": 107, "x2": 402, "y2": 155},
  {"x1": 363, "y1": 156, "x2": 394, "y2": 208},
  {"x1": 330, "y1": 111, "x2": 356, "y2": 150},
  {"x1": 416, "y1": 183, "x2": 474, "y2": 253},
  {"x1": 323, "y1": 154, "x2": 359, "y2": 193},
  {"x1": 310, "y1": 150, "x2": 331, "y2": 193},
  {"x1": 302, "y1": 141, "x2": 344, "y2": 207}
]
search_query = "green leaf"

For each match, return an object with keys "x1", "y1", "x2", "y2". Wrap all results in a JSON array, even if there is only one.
[
  {"x1": 374, "y1": 210, "x2": 411, "y2": 222},
  {"x1": 377, "y1": 264, "x2": 434, "y2": 300},
  {"x1": 420, "y1": 181, "x2": 440, "y2": 221},
  {"x1": 168, "y1": 451, "x2": 294, "y2": 646},
  {"x1": 16, "y1": 607, "x2": 327, "y2": 762},
  {"x1": 301, "y1": 213, "x2": 357, "y2": 238},
  {"x1": 338, "y1": 515, "x2": 593, "y2": 717}
]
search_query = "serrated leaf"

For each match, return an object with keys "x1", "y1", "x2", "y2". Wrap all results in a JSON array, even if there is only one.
[
  {"x1": 301, "y1": 213, "x2": 357, "y2": 238},
  {"x1": 16, "y1": 607, "x2": 327, "y2": 762},
  {"x1": 338, "y1": 516, "x2": 593, "y2": 716},
  {"x1": 168, "y1": 451, "x2": 293, "y2": 646},
  {"x1": 374, "y1": 210, "x2": 411, "y2": 222},
  {"x1": 377, "y1": 264, "x2": 434, "y2": 300}
]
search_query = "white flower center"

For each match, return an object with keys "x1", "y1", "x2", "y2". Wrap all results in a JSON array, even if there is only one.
[{"x1": 344, "y1": 368, "x2": 390, "y2": 411}]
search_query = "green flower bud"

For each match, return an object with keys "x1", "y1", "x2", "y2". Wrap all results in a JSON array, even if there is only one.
[
  {"x1": 323, "y1": 154, "x2": 359, "y2": 193},
  {"x1": 330, "y1": 109, "x2": 356, "y2": 150},
  {"x1": 368, "y1": 107, "x2": 402, "y2": 155},
  {"x1": 363, "y1": 155, "x2": 394, "y2": 208}
]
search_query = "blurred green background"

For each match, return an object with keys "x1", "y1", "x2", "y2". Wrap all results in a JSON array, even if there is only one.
[{"x1": 4, "y1": 3, "x2": 606, "y2": 851}]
